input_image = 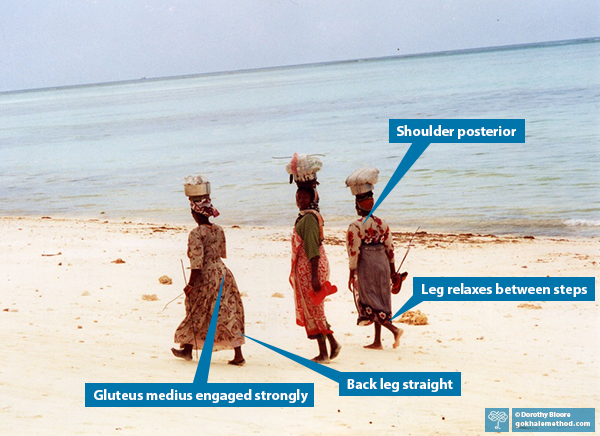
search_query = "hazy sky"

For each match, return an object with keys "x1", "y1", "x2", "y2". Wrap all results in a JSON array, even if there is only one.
[{"x1": 0, "y1": 0, "x2": 598, "y2": 92}]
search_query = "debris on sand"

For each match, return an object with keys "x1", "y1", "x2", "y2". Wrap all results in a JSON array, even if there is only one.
[
  {"x1": 142, "y1": 294, "x2": 159, "y2": 301},
  {"x1": 158, "y1": 275, "x2": 172, "y2": 285},
  {"x1": 395, "y1": 310, "x2": 429, "y2": 325},
  {"x1": 518, "y1": 303, "x2": 542, "y2": 310}
]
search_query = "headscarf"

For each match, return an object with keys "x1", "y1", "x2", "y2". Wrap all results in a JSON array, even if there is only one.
[
  {"x1": 190, "y1": 197, "x2": 220, "y2": 218},
  {"x1": 355, "y1": 191, "x2": 374, "y2": 213}
]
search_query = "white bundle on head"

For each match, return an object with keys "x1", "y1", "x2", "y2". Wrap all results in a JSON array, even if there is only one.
[
  {"x1": 345, "y1": 167, "x2": 379, "y2": 196},
  {"x1": 183, "y1": 174, "x2": 211, "y2": 197},
  {"x1": 286, "y1": 153, "x2": 323, "y2": 183}
]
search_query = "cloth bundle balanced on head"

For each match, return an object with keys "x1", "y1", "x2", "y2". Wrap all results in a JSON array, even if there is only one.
[
  {"x1": 184, "y1": 174, "x2": 219, "y2": 218},
  {"x1": 286, "y1": 153, "x2": 323, "y2": 211},
  {"x1": 286, "y1": 153, "x2": 323, "y2": 184},
  {"x1": 345, "y1": 167, "x2": 379, "y2": 212}
]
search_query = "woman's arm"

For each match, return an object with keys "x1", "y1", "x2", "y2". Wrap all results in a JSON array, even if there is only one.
[
  {"x1": 297, "y1": 214, "x2": 322, "y2": 292},
  {"x1": 184, "y1": 269, "x2": 201, "y2": 295},
  {"x1": 310, "y1": 257, "x2": 321, "y2": 292},
  {"x1": 346, "y1": 223, "x2": 360, "y2": 291},
  {"x1": 185, "y1": 229, "x2": 204, "y2": 294},
  {"x1": 382, "y1": 222, "x2": 396, "y2": 278}
]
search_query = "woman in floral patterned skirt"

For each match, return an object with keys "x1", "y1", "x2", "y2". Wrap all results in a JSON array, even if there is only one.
[
  {"x1": 290, "y1": 187, "x2": 341, "y2": 363},
  {"x1": 172, "y1": 196, "x2": 245, "y2": 365}
]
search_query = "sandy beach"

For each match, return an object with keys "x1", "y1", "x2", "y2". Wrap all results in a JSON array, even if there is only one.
[{"x1": 0, "y1": 216, "x2": 598, "y2": 435}]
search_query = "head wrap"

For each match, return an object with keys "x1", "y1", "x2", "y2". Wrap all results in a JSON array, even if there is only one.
[
  {"x1": 190, "y1": 197, "x2": 220, "y2": 218},
  {"x1": 355, "y1": 191, "x2": 374, "y2": 212}
]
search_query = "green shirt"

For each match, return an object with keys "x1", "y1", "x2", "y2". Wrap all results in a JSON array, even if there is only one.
[{"x1": 295, "y1": 213, "x2": 321, "y2": 260}]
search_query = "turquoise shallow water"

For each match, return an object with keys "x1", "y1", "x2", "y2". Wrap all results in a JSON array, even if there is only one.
[{"x1": 0, "y1": 39, "x2": 598, "y2": 236}]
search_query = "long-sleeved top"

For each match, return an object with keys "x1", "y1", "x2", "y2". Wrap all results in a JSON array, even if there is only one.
[{"x1": 346, "y1": 215, "x2": 394, "y2": 270}]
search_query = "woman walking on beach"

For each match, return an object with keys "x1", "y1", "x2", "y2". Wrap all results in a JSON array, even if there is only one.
[
  {"x1": 287, "y1": 154, "x2": 340, "y2": 363},
  {"x1": 172, "y1": 175, "x2": 245, "y2": 365},
  {"x1": 345, "y1": 168, "x2": 403, "y2": 349}
]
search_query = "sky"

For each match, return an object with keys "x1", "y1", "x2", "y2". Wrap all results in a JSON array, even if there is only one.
[{"x1": 0, "y1": 0, "x2": 598, "y2": 92}]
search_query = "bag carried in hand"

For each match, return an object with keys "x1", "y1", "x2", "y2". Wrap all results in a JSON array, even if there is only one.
[
  {"x1": 308, "y1": 281, "x2": 338, "y2": 305},
  {"x1": 392, "y1": 271, "x2": 408, "y2": 295}
]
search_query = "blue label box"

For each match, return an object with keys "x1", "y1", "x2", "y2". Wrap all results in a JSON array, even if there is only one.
[
  {"x1": 338, "y1": 372, "x2": 461, "y2": 396},
  {"x1": 389, "y1": 119, "x2": 525, "y2": 143},
  {"x1": 85, "y1": 383, "x2": 314, "y2": 407}
]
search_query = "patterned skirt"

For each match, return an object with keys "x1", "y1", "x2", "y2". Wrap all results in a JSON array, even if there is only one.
[
  {"x1": 354, "y1": 243, "x2": 392, "y2": 325},
  {"x1": 290, "y1": 230, "x2": 333, "y2": 339},
  {"x1": 174, "y1": 264, "x2": 245, "y2": 350}
]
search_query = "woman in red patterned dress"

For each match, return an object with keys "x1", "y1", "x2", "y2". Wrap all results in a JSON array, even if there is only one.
[{"x1": 290, "y1": 187, "x2": 341, "y2": 363}]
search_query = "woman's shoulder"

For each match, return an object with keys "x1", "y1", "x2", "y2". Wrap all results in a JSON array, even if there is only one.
[
  {"x1": 370, "y1": 215, "x2": 389, "y2": 228},
  {"x1": 297, "y1": 212, "x2": 319, "y2": 225},
  {"x1": 190, "y1": 223, "x2": 222, "y2": 236},
  {"x1": 189, "y1": 225, "x2": 202, "y2": 236},
  {"x1": 347, "y1": 218, "x2": 363, "y2": 231}
]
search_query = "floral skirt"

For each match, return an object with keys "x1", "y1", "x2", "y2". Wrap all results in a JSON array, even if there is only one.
[{"x1": 354, "y1": 244, "x2": 392, "y2": 325}]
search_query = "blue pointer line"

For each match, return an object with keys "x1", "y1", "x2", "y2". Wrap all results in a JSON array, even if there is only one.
[
  {"x1": 363, "y1": 141, "x2": 431, "y2": 224},
  {"x1": 242, "y1": 334, "x2": 342, "y2": 383},
  {"x1": 391, "y1": 294, "x2": 422, "y2": 321},
  {"x1": 193, "y1": 275, "x2": 225, "y2": 385}
]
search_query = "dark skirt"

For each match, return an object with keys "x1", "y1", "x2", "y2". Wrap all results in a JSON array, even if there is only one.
[{"x1": 354, "y1": 243, "x2": 392, "y2": 325}]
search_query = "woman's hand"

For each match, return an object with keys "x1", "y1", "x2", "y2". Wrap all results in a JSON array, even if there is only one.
[
  {"x1": 311, "y1": 275, "x2": 321, "y2": 292},
  {"x1": 310, "y1": 257, "x2": 321, "y2": 292},
  {"x1": 348, "y1": 270, "x2": 356, "y2": 292}
]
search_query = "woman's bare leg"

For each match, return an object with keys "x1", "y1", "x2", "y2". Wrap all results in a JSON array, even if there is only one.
[
  {"x1": 228, "y1": 346, "x2": 245, "y2": 366},
  {"x1": 312, "y1": 335, "x2": 330, "y2": 362},
  {"x1": 382, "y1": 321, "x2": 403, "y2": 348},
  {"x1": 364, "y1": 323, "x2": 383, "y2": 349}
]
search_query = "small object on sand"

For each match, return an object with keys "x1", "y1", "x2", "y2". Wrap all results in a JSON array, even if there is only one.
[
  {"x1": 81, "y1": 291, "x2": 91, "y2": 296},
  {"x1": 518, "y1": 303, "x2": 542, "y2": 310},
  {"x1": 395, "y1": 310, "x2": 428, "y2": 325},
  {"x1": 111, "y1": 258, "x2": 126, "y2": 264},
  {"x1": 271, "y1": 292, "x2": 285, "y2": 298},
  {"x1": 41, "y1": 252, "x2": 62, "y2": 257},
  {"x1": 142, "y1": 294, "x2": 159, "y2": 301},
  {"x1": 158, "y1": 275, "x2": 172, "y2": 285}
]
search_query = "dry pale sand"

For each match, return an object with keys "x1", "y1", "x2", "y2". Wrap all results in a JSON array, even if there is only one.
[{"x1": 0, "y1": 216, "x2": 598, "y2": 435}]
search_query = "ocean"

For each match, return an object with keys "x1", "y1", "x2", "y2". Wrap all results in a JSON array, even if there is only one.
[{"x1": 1, "y1": 38, "x2": 598, "y2": 237}]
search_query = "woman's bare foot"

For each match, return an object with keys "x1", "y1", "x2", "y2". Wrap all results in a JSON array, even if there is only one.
[
  {"x1": 393, "y1": 328, "x2": 404, "y2": 349},
  {"x1": 311, "y1": 355, "x2": 330, "y2": 364},
  {"x1": 330, "y1": 342, "x2": 342, "y2": 359},
  {"x1": 363, "y1": 343, "x2": 383, "y2": 350},
  {"x1": 171, "y1": 346, "x2": 193, "y2": 361},
  {"x1": 228, "y1": 358, "x2": 246, "y2": 366}
]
